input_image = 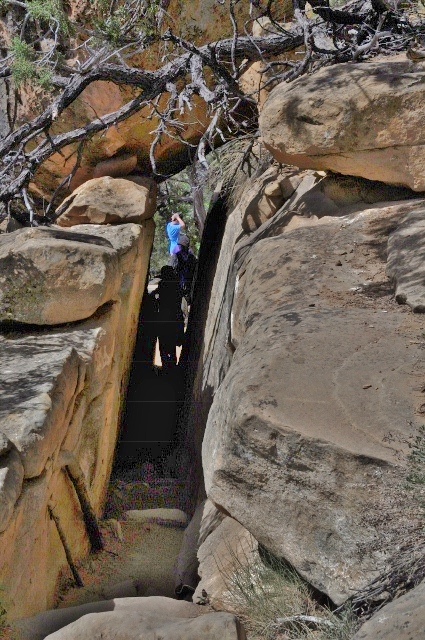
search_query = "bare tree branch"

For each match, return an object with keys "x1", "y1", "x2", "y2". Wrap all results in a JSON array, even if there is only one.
[
  {"x1": 0, "y1": 0, "x2": 420, "y2": 222},
  {"x1": 0, "y1": 29, "x2": 305, "y2": 203}
]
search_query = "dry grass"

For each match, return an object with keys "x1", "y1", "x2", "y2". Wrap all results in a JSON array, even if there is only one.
[
  {"x1": 348, "y1": 426, "x2": 425, "y2": 618},
  {"x1": 218, "y1": 544, "x2": 359, "y2": 640}
]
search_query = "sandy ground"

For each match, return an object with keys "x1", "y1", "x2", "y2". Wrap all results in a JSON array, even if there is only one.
[{"x1": 56, "y1": 520, "x2": 184, "y2": 609}]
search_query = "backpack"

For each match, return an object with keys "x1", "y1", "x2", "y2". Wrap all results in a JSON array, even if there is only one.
[{"x1": 175, "y1": 252, "x2": 197, "y2": 302}]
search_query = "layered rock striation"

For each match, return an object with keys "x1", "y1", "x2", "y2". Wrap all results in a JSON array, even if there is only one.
[
  {"x1": 189, "y1": 163, "x2": 425, "y2": 605},
  {"x1": 259, "y1": 56, "x2": 425, "y2": 191},
  {"x1": 0, "y1": 181, "x2": 154, "y2": 618}
]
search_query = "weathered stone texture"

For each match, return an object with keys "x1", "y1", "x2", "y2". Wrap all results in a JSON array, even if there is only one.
[
  {"x1": 0, "y1": 445, "x2": 24, "y2": 532},
  {"x1": 387, "y1": 208, "x2": 425, "y2": 312},
  {"x1": 173, "y1": 501, "x2": 205, "y2": 592},
  {"x1": 352, "y1": 580, "x2": 425, "y2": 640},
  {"x1": 0, "y1": 220, "x2": 154, "y2": 619},
  {"x1": 16, "y1": 597, "x2": 246, "y2": 640},
  {"x1": 198, "y1": 498, "x2": 226, "y2": 546},
  {"x1": 46, "y1": 609, "x2": 244, "y2": 640},
  {"x1": 259, "y1": 56, "x2": 425, "y2": 190},
  {"x1": 0, "y1": 227, "x2": 120, "y2": 325},
  {"x1": 241, "y1": 164, "x2": 305, "y2": 232},
  {"x1": 194, "y1": 517, "x2": 258, "y2": 611},
  {"x1": 56, "y1": 176, "x2": 157, "y2": 227},
  {"x1": 196, "y1": 164, "x2": 425, "y2": 605}
]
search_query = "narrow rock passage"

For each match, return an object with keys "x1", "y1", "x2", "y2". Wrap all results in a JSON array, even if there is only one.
[
  {"x1": 113, "y1": 289, "x2": 186, "y2": 475},
  {"x1": 114, "y1": 364, "x2": 184, "y2": 473},
  {"x1": 52, "y1": 298, "x2": 191, "y2": 613}
]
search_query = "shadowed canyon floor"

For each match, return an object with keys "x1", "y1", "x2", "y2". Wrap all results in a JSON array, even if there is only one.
[{"x1": 54, "y1": 328, "x2": 190, "y2": 609}]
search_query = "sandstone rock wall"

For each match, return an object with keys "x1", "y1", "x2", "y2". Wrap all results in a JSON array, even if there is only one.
[
  {"x1": 352, "y1": 580, "x2": 425, "y2": 640},
  {"x1": 21, "y1": 1, "x2": 293, "y2": 198},
  {"x1": 259, "y1": 56, "x2": 425, "y2": 191},
  {"x1": 179, "y1": 166, "x2": 301, "y2": 508},
  {"x1": 193, "y1": 163, "x2": 425, "y2": 605},
  {"x1": 0, "y1": 220, "x2": 154, "y2": 619}
]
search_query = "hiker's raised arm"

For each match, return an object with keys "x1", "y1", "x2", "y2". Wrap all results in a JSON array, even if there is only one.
[{"x1": 171, "y1": 213, "x2": 186, "y2": 229}]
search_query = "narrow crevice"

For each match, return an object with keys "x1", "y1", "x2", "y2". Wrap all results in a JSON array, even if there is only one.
[{"x1": 109, "y1": 193, "x2": 229, "y2": 519}]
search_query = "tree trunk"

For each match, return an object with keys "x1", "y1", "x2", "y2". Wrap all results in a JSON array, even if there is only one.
[{"x1": 187, "y1": 162, "x2": 207, "y2": 235}]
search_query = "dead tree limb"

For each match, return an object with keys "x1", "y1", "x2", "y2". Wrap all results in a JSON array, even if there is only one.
[
  {"x1": 48, "y1": 503, "x2": 84, "y2": 588},
  {"x1": 59, "y1": 451, "x2": 104, "y2": 553},
  {"x1": 0, "y1": 0, "x2": 421, "y2": 220},
  {"x1": 0, "y1": 31, "x2": 303, "y2": 160},
  {"x1": 0, "y1": 29, "x2": 304, "y2": 204}
]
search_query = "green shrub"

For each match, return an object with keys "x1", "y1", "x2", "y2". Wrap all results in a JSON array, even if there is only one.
[
  {"x1": 406, "y1": 424, "x2": 425, "y2": 512},
  {"x1": 10, "y1": 37, "x2": 53, "y2": 88},
  {"x1": 93, "y1": 0, "x2": 161, "y2": 47},
  {"x1": 10, "y1": 38, "x2": 38, "y2": 85},
  {"x1": 26, "y1": 0, "x2": 70, "y2": 33}
]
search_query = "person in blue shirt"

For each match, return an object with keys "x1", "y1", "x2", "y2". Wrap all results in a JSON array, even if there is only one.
[
  {"x1": 166, "y1": 213, "x2": 185, "y2": 255},
  {"x1": 170, "y1": 234, "x2": 197, "y2": 306}
]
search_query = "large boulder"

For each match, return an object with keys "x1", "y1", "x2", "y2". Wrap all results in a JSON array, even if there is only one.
[
  {"x1": 0, "y1": 227, "x2": 120, "y2": 325},
  {"x1": 0, "y1": 221, "x2": 154, "y2": 619},
  {"x1": 55, "y1": 176, "x2": 157, "y2": 227},
  {"x1": 259, "y1": 56, "x2": 425, "y2": 191},
  {"x1": 203, "y1": 196, "x2": 425, "y2": 605},
  {"x1": 16, "y1": 597, "x2": 246, "y2": 640},
  {"x1": 46, "y1": 610, "x2": 244, "y2": 640},
  {"x1": 387, "y1": 208, "x2": 425, "y2": 312},
  {"x1": 352, "y1": 581, "x2": 425, "y2": 640},
  {"x1": 193, "y1": 517, "x2": 258, "y2": 611}
]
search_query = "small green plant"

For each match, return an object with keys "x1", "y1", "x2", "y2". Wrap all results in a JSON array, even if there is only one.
[
  {"x1": 93, "y1": 0, "x2": 161, "y2": 48},
  {"x1": 93, "y1": 14, "x2": 124, "y2": 47},
  {"x1": 406, "y1": 424, "x2": 425, "y2": 512},
  {"x1": 10, "y1": 38, "x2": 38, "y2": 86},
  {"x1": 37, "y1": 68, "x2": 53, "y2": 89},
  {"x1": 26, "y1": 0, "x2": 70, "y2": 33},
  {"x1": 218, "y1": 542, "x2": 358, "y2": 640},
  {"x1": 10, "y1": 0, "x2": 69, "y2": 88},
  {"x1": 10, "y1": 37, "x2": 53, "y2": 88}
]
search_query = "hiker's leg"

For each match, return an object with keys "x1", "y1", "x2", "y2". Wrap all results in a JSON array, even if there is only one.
[{"x1": 159, "y1": 336, "x2": 177, "y2": 370}]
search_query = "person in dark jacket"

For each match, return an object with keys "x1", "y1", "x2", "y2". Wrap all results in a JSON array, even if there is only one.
[
  {"x1": 156, "y1": 266, "x2": 184, "y2": 370},
  {"x1": 169, "y1": 234, "x2": 197, "y2": 305},
  {"x1": 138, "y1": 289, "x2": 158, "y2": 366}
]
